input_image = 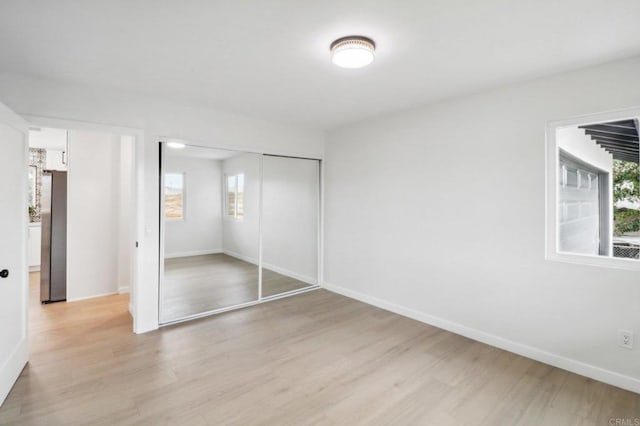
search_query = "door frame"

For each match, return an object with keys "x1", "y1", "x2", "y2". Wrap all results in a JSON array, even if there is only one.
[{"x1": 23, "y1": 115, "x2": 145, "y2": 333}]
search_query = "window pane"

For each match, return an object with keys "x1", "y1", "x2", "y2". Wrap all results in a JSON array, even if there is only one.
[
  {"x1": 165, "y1": 173, "x2": 184, "y2": 219},
  {"x1": 227, "y1": 192, "x2": 236, "y2": 216},
  {"x1": 236, "y1": 174, "x2": 244, "y2": 217},
  {"x1": 565, "y1": 167, "x2": 578, "y2": 188},
  {"x1": 227, "y1": 175, "x2": 236, "y2": 192},
  {"x1": 226, "y1": 175, "x2": 237, "y2": 216}
]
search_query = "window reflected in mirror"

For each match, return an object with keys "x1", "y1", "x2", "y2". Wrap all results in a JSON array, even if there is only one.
[
  {"x1": 164, "y1": 172, "x2": 184, "y2": 220},
  {"x1": 225, "y1": 173, "x2": 244, "y2": 219}
]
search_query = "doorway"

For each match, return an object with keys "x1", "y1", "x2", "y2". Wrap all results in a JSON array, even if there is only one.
[{"x1": 26, "y1": 122, "x2": 141, "y2": 331}]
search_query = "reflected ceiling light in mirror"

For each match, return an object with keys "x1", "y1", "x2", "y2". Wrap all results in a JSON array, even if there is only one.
[
  {"x1": 167, "y1": 142, "x2": 186, "y2": 149},
  {"x1": 330, "y1": 36, "x2": 376, "y2": 69}
]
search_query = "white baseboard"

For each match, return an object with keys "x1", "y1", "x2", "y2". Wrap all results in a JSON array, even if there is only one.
[
  {"x1": 67, "y1": 291, "x2": 119, "y2": 303},
  {"x1": 323, "y1": 281, "x2": 640, "y2": 395},
  {"x1": 164, "y1": 249, "x2": 223, "y2": 259},
  {"x1": 262, "y1": 262, "x2": 317, "y2": 286},
  {"x1": 223, "y1": 250, "x2": 317, "y2": 285},
  {"x1": 223, "y1": 249, "x2": 257, "y2": 265},
  {"x1": 29, "y1": 265, "x2": 40, "y2": 272},
  {"x1": 118, "y1": 286, "x2": 130, "y2": 294}
]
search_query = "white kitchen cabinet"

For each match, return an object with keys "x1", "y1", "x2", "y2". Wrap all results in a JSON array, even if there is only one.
[{"x1": 45, "y1": 148, "x2": 67, "y2": 170}]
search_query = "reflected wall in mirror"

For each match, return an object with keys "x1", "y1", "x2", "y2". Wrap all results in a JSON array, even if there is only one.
[
  {"x1": 261, "y1": 155, "x2": 319, "y2": 297},
  {"x1": 160, "y1": 144, "x2": 260, "y2": 323}
]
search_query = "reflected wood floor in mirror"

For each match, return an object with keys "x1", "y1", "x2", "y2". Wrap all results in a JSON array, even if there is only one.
[
  {"x1": 2, "y1": 273, "x2": 639, "y2": 425},
  {"x1": 162, "y1": 253, "x2": 312, "y2": 322}
]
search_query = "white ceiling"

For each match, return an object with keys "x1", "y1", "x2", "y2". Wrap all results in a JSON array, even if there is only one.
[{"x1": 1, "y1": 1, "x2": 640, "y2": 130}]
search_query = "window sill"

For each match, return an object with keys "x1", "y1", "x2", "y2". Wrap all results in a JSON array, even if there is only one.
[{"x1": 546, "y1": 251, "x2": 640, "y2": 271}]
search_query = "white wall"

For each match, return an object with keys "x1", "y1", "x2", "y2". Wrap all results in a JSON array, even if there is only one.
[
  {"x1": 28, "y1": 127, "x2": 66, "y2": 150},
  {"x1": 558, "y1": 126, "x2": 612, "y2": 173},
  {"x1": 67, "y1": 129, "x2": 120, "y2": 301},
  {"x1": 324, "y1": 56, "x2": 640, "y2": 392},
  {"x1": 164, "y1": 156, "x2": 223, "y2": 257},
  {"x1": 0, "y1": 71, "x2": 325, "y2": 332},
  {"x1": 221, "y1": 153, "x2": 261, "y2": 262},
  {"x1": 262, "y1": 156, "x2": 319, "y2": 284}
]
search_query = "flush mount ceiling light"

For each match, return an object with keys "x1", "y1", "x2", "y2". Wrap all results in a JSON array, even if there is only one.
[
  {"x1": 330, "y1": 36, "x2": 376, "y2": 69},
  {"x1": 167, "y1": 142, "x2": 186, "y2": 149}
]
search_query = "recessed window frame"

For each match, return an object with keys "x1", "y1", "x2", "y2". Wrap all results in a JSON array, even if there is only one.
[
  {"x1": 164, "y1": 172, "x2": 186, "y2": 221},
  {"x1": 546, "y1": 107, "x2": 640, "y2": 271},
  {"x1": 225, "y1": 172, "x2": 244, "y2": 220}
]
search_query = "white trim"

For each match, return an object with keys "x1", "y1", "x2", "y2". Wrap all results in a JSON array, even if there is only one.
[
  {"x1": 546, "y1": 250, "x2": 640, "y2": 271},
  {"x1": 29, "y1": 266, "x2": 40, "y2": 272},
  {"x1": 118, "y1": 286, "x2": 130, "y2": 294},
  {"x1": 262, "y1": 262, "x2": 317, "y2": 286},
  {"x1": 67, "y1": 291, "x2": 119, "y2": 302},
  {"x1": 158, "y1": 142, "x2": 167, "y2": 330},
  {"x1": 318, "y1": 159, "x2": 324, "y2": 293},
  {"x1": 161, "y1": 285, "x2": 321, "y2": 327},
  {"x1": 164, "y1": 249, "x2": 223, "y2": 259},
  {"x1": 259, "y1": 284, "x2": 319, "y2": 301},
  {"x1": 258, "y1": 157, "x2": 264, "y2": 300},
  {"x1": 323, "y1": 281, "x2": 640, "y2": 394},
  {"x1": 159, "y1": 136, "x2": 324, "y2": 161},
  {"x1": 545, "y1": 106, "x2": 640, "y2": 271}
]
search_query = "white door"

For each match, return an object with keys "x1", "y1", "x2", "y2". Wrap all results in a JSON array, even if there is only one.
[{"x1": 0, "y1": 102, "x2": 29, "y2": 406}]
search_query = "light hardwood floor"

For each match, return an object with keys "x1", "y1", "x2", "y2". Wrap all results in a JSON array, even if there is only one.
[
  {"x1": 162, "y1": 254, "x2": 313, "y2": 322},
  {"x1": 0, "y1": 273, "x2": 638, "y2": 425}
]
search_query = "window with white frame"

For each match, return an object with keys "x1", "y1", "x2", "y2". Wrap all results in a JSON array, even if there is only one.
[
  {"x1": 546, "y1": 111, "x2": 640, "y2": 269},
  {"x1": 226, "y1": 173, "x2": 244, "y2": 219},
  {"x1": 164, "y1": 172, "x2": 185, "y2": 220}
]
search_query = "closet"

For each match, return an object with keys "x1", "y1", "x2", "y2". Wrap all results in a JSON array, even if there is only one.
[{"x1": 159, "y1": 143, "x2": 320, "y2": 324}]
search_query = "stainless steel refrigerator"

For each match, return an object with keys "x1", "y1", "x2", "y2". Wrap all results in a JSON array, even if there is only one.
[{"x1": 40, "y1": 170, "x2": 67, "y2": 303}]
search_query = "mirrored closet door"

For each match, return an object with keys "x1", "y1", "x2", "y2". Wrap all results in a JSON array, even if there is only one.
[
  {"x1": 160, "y1": 144, "x2": 261, "y2": 323},
  {"x1": 159, "y1": 143, "x2": 321, "y2": 324},
  {"x1": 261, "y1": 155, "x2": 319, "y2": 298}
]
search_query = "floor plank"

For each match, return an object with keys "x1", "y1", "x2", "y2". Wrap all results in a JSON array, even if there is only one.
[{"x1": 0, "y1": 272, "x2": 638, "y2": 425}]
